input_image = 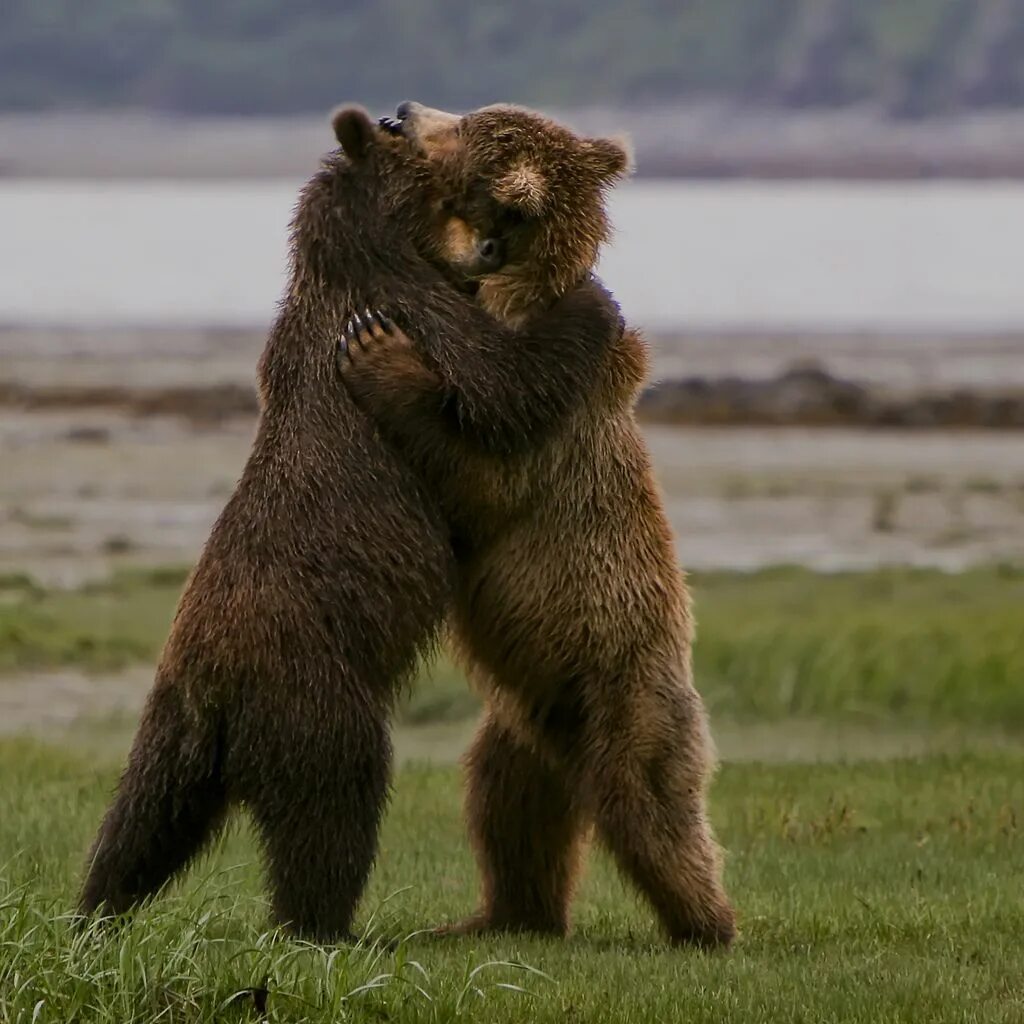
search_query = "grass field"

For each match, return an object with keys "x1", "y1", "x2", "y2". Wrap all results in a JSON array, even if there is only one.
[
  {"x1": 1, "y1": 565, "x2": 1023, "y2": 1022},
  {"x1": 1, "y1": 743, "x2": 1022, "y2": 1023},
  {"x1": 3, "y1": 564, "x2": 1023, "y2": 727}
]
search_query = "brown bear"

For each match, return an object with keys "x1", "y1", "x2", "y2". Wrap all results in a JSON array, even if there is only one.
[
  {"x1": 339, "y1": 102, "x2": 736, "y2": 948},
  {"x1": 77, "y1": 106, "x2": 624, "y2": 943}
]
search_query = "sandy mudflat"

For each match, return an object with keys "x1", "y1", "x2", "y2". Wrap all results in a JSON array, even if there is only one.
[
  {"x1": 2, "y1": 325, "x2": 1023, "y2": 584},
  {"x1": 2, "y1": 325, "x2": 1022, "y2": 743}
]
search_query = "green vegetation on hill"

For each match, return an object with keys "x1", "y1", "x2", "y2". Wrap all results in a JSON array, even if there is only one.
[
  {"x1": 1, "y1": 741, "x2": 1022, "y2": 1022},
  {"x1": 3, "y1": 564, "x2": 1023, "y2": 730},
  {"x1": 2, "y1": 0, "x2": 1023, "y2": 115}
]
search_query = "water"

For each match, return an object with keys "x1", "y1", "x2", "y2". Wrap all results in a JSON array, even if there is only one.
[{"x1": 3, "y1": 180, "x2": 1024, "y2": 332}]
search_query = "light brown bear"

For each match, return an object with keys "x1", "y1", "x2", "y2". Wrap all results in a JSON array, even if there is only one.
[{"x1": 341, "y1": 103, "x2": 736, "y2": 948}]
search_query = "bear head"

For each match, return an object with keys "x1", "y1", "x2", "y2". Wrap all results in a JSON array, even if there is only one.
[
  {"x1": 382, "y1": 102, "x2": 633, "y2": 322},
  {"x1": 261, "y1": 106, "x2": 458, "y2": 403},
  {"x1": 285, "y1": 106, "x2": 452, "y2": 307}
]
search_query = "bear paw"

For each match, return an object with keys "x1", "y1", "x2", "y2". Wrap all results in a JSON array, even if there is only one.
[{"x1": 338, "y1": 309, "x2": 413, "y2": 376}]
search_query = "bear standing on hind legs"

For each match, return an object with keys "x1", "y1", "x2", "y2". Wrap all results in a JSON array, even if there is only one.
[
  {"x1": 340, "y1": 102, "x2": 736, "y2": 948},
  {"x1": 77, "y1": 107, "x2": 624, "y2": 943}
]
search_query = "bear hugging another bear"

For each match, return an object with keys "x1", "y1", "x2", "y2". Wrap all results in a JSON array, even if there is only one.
[
  {"x1": 340, "y1": 101, "x2": 735, "y2": 948},
  {"x1": 78, "y1": 101, "x2": 735, "y2": 949}
]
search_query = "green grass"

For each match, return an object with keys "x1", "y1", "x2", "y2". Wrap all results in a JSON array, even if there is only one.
[
  {"x1": 3, "y1": 565, "x2": 1023, "y2": 729},
  {"x1": 0, "y1": 568, "x2": 188, "y2": 676},
  {"x1": 2, "y1": 564, "x2": 1022, "y2": 1020},
  {"x1": 692, "y1": 565, "x2": 1024, "y2": 727},
  {"x1": 1, "y1": 739, "x2": 1022, "y2": 1023}
]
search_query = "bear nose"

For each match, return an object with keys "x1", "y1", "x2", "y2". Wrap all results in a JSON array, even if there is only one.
[{"x1": 396, "y1": 101, "x2": 416, "y2": 121}]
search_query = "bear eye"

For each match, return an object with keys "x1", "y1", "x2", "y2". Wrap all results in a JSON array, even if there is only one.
[{"x1": 496, "y1": 205, "x2": 527, "y2": 229}]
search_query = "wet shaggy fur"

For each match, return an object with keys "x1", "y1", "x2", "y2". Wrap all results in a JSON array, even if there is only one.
[
  {"x1": 340, "y1": 103, "x2": 736, "y2": 947},
  {"x1": 77, "y1": 107, "x2": 623, "y2": 943}
]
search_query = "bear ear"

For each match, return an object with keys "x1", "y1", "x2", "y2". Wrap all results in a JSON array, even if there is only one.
[
  {"x1": 586, "y1": 135, "x2": 635, "y2": 183},
  {"x1": 332, "y1": 106, "x2": 376, "y2": 162},
  {"x1": 493, "y1": 162, "x2": 548, "y2": 216}
]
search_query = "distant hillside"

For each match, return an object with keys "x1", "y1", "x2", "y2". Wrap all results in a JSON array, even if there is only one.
[{"x1": 3, "y1": 0, "x2": 1024, "y2": 116}]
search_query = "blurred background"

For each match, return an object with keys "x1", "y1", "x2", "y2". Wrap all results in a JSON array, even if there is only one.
[{"x1": 1, "y1": 0, "x2": 1022, "y2": 754}]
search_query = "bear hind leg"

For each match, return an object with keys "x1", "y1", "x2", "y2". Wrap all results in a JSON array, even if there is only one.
[
  {"x1": 79, "y1": 685, "x2": 229, "y2": 919},
  {"x1": 588, "y1": 678, "x2": 736, "y2": 948},
  {"x1": 437, "y1": 704, "x2": 585, "y2": 938},
  {"x1": 245, "y1": 703, "x2": 393, "y2": 944}
]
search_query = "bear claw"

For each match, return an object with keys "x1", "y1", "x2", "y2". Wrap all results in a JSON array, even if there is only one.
[{"x1": 339, "y1": 308, "x2": 399, "y2": 366}]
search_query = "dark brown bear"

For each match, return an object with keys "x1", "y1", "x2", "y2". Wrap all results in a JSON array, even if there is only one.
[
  {"x1": 340, "y1": 102, "x2": 736, "y2": 948},
  {"x1": 77, "y1": 107, "x2": 623, "y2": 942}
]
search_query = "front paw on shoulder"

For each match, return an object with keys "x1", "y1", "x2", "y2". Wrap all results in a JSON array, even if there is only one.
[{"x1": 338, "y1": 309, "x2": 411, "y2": 376}]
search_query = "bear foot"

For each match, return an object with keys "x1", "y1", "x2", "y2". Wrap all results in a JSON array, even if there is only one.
[{"x1": 667, "y1": 908, "x2": 737, "y2": 950}]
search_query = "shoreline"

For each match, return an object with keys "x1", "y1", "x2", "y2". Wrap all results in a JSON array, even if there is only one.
[
  {"x1": 4, "y1": 376, "x2": 1022, "y2": 431},
  {"x1": 5, "y1": 323, "x2": 1024, "y2": 400},
  {"x1": 4, "y1": 338, "x2": 1024, "y2": 431},
  {"x1": 4, "y1": 106, "x2": 1024, "y2": 181}
]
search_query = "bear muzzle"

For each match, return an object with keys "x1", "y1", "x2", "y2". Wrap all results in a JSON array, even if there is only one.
[{"x1": 387, "y1": 101, "x2": 462, "y2": 156}]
